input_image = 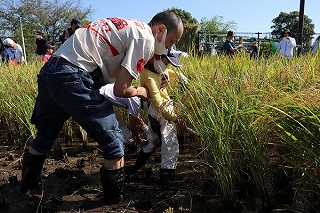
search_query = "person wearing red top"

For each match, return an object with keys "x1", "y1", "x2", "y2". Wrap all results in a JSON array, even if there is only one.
[{"x1": 42, "y1": 43, "x2": 55, "y2": 62}]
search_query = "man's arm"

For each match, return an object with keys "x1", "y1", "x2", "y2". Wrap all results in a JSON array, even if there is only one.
[
  {"x1": 229, "y1": 43, "x2": 243, "y2": 52},
  {"x1": 114, "y1": 66, "x2": 148, "y2": 99}
]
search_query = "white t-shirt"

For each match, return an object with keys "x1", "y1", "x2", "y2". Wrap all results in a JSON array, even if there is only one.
[
  {"x1": 275, "y1": 37, "x2": 296, "y2": 57},
  {"x1": 99, "y1": 83, "x2": 141, "y2": 118},
  {"x1": 312, "y1": 40, "x2": 319, "y2": 54},
  {"x1": 54, "y1": 17, "x2": 154, "y2": 84},
  {"x1": 15, "y1": 44, "x2": 24, "y2": 62}
]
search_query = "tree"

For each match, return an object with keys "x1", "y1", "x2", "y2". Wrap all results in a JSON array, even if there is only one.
[
  {"x1": 200, "y1": 16, "x2": 237, "y2": 33},
  {"x1": 162, "y1": 8, "x2": 200, "y2": 53},
  {"x1": 0, "y1": 0, "x2": 93, "y2": 60},
  {"x1": 271, "y1": 11, "x2": 315, "y2": 49},
  {"x1": 165, "y1": 7, "x2": 198, "y2": 25},
  {"x1": 199, "y1": 16, "x2": 237, "y2": 45}
]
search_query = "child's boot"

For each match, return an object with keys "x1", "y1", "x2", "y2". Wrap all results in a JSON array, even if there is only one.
[
  {"x1": 160, "y1": 168, "x2": 175, "y2": 187},
  {"x1": 132, "y1": 149, "x2": 151, "y2": 173}
]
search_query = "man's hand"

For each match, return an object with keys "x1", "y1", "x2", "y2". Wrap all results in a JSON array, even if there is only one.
[{"x1": 136, "y1": 86, "x2": 149, "y2": 100}]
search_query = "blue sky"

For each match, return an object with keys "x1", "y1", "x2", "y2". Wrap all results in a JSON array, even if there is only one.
[{"x1": 82, "y1": 0, "x2": 319, "y2": 35}]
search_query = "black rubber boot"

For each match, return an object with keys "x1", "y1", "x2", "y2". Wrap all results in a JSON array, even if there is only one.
[
  {"x1": 126, "y1": 149, "x2": 152, "y2": 177},
  {"x1": 20, "y1": 151, "x2": 46, "y2": 194},
  {"x1": 160, "y1": 168, "x2": 175, "y2": 187},
  {"x1": 100, "y1": 167, "x2": 125, "y2": 205},
  {"x1": 132, "y1": 150, "x2": 151, "y2": 173}
]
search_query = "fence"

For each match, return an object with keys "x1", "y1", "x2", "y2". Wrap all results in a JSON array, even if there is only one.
[{"x1": 195, "y1": 31, "x2": 320, "y2": 56}]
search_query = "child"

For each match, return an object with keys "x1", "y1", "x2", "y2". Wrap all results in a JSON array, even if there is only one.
[
  {"x1": 42, "y1": 43, "x2": 55, "y2": 62},
  {"x1": 131, "y1": 48, "x2": 187, "y2": 186}
]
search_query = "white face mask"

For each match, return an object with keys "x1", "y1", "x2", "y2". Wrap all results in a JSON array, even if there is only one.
[
  {"x1": 154, "y1": 58, "x2": 166, "y2": 74},
  {"x1": 154, "y1": 29, "x2": 167, "y2": 55},
  {"x1": 36, "y1": 35, "x2": 41, "y2": 39}
]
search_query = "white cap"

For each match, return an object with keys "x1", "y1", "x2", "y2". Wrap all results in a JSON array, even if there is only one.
[{"x1": 3, "y1": 38, "x2": 15, "y2": 47}]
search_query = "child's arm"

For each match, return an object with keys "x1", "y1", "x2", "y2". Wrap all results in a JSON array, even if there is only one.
[{"x1": 145, "y1": 75, "x2": 178, "y2": 122}]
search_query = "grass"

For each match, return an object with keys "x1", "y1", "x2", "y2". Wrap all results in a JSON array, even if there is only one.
[
  {"x1": 0, "y1": 62, "x2": 39, "y2": 142},
  {"x1": 169, "y1": 52, "x2": 320, "y2": 210},
  {"x1": 1, "y1": 52, "x2": 320, "y2": 211}
]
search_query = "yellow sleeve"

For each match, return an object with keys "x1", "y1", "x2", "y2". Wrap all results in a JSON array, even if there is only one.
[
  {"x1": 166, "y1": 69, "x2": 178, "y2": 80},
  {"x1": 143, "y1": 72, "x2": 177, "y2": 122}
]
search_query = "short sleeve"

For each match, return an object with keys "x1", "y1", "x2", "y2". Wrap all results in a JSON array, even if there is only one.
[
  {"x1": 121, "y1": 38, "x2": 154, "y2": 79},
  {"x1": 228, "y1": 42, "x2": 234, "y2": 49}
]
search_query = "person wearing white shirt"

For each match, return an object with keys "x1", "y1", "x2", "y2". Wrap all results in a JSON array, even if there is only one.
[
  {"x1": 276, "y1": 29, "x2": 296, "y2": 58},
  {"x1": 2, "y1": 38, "x2": 24, "y2": 63},
  {"x1": 311, "y1": 36, "x2": 320, "y2": 54}
]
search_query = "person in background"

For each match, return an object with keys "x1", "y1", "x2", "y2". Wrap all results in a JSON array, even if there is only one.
[
  {"x1": 42, "y1": 43, "x2": 55, "y2": 62},
  {"x1": 130, "y1": 48, "x2": 187, "y2": 187},
  {"x1": 99, "y1": 83, "x2": 150, "y2": 149},
  {"x1": 19, "y1": 11, "x2": 184, "y2": 205},
  {"x1": 250, "y1": 39, "x2": 259, "y2": 60},
  {"x1": 1, "y1": 40, "x2": 17, "y2": 65},
  {"x1": 275, "y1": 29, "x2": 296, "y2": 58},
  {"x1": 60, "y1": 18, "x2": 82, "y2": 44},
  {"x1": 34, "y1": 31, "x2": 47, "y2": 59},
  {"x1": 222, "y1": 30, "x2": 247, "y2": 57},
  {"x1": 311, "y1": 36, "x2": 320, "y2": 54},
  {"x1": 2, "y1": 38, "x2": 24, "y2": 64}
]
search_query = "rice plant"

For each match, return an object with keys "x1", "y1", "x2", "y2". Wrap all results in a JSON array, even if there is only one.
[{"x1": 170, "y1": 52, "x2": 320, "y2": 209}]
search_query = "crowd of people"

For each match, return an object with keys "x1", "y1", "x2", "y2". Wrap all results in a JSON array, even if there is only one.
[{"x1": 221, "y1": 29, "x2": 320, "y2": 58}]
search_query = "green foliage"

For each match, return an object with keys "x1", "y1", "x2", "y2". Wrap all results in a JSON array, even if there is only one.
[
  {"x1": 169, "y1": 53, "x2": 320, "y2": 208},
  {"x1": 200, "y1": 16, "x2": 237, "y2": 33},
  {"x1": 271, "y1": 11, "x2": 315, "y2": 48},
  {"x1": 162, "y1": 7, "x2": 200, "y2": 53},
  {"x1": 0, "y1": 62, "x2": 40, "y2": 140},
  {"x1": 176, "y1": 24, "x2": 200, "y2": 54},
  {"x1": 165, "y1": 7, "x2": 198, "y2": 25},
  {"x1": 197, "y1": 16, "x2": 237, "y2": 49},
  {"x1": 258, "y1": 40, "x2": 278, "y2": 57}
]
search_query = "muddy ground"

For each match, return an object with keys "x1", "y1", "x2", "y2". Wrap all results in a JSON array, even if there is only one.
[
  {"x1": 0, "y1": 142, "x2": 214, "y2": 213},
  {"x1": 0, "y1": 115, "x2": 299, "y2": 213},
  {"x1": 0, "y1": 115, "x2": 230, "y2": 213}
]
